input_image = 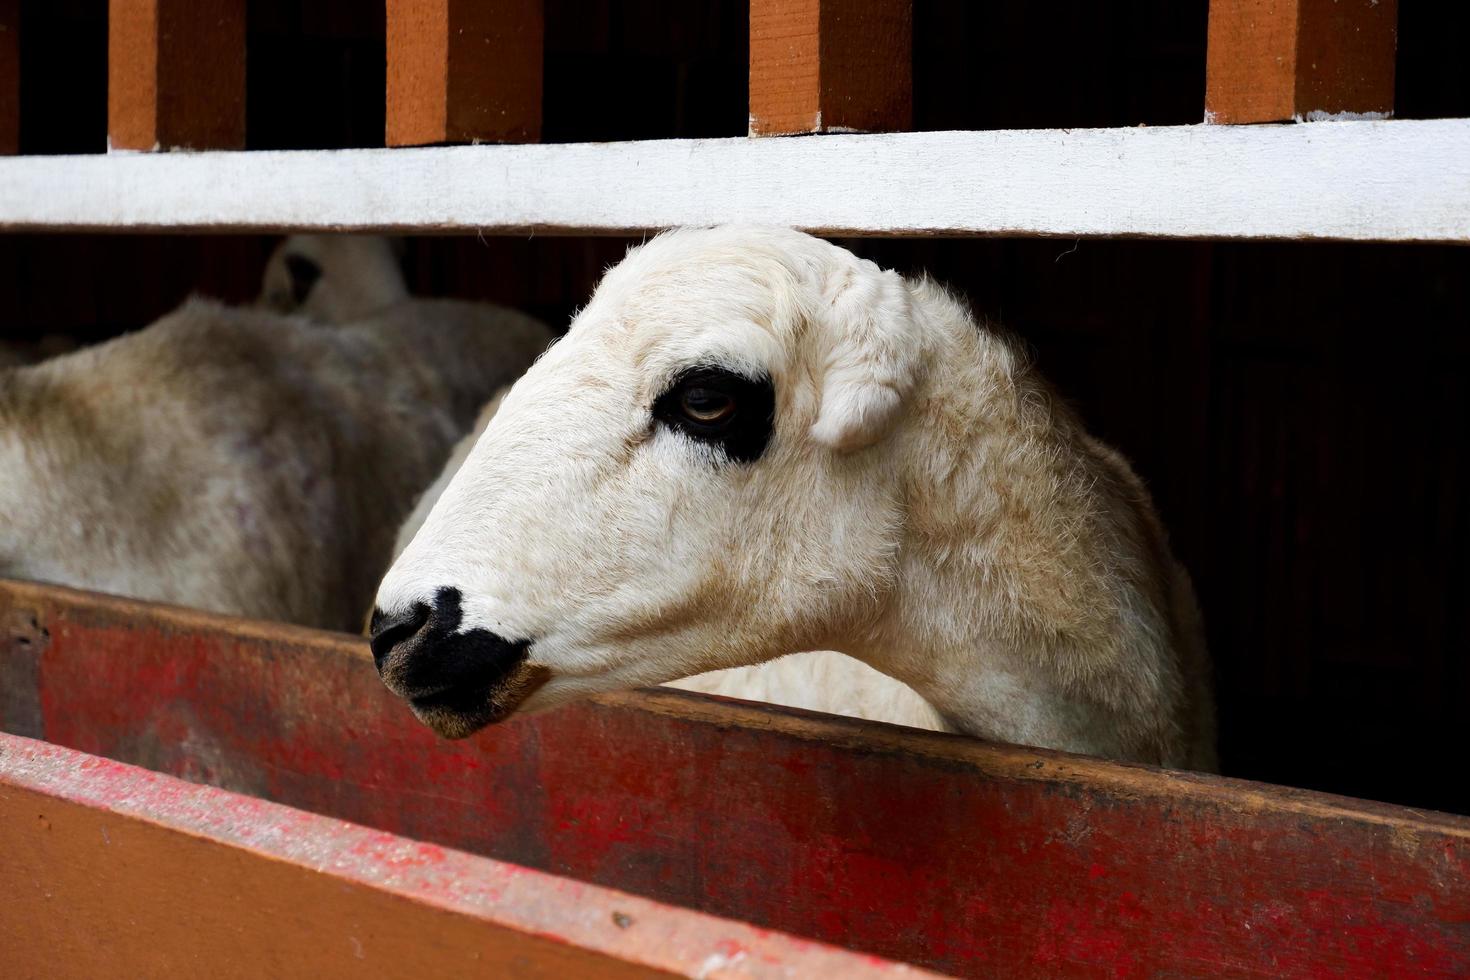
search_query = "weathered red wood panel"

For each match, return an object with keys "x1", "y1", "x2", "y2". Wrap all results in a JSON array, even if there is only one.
[
  {"x1": 108, "y1": 0, "x2": 246, "y2": 151},
  {"x1": 1206, "y1": 0, "x2": 1399, "y2": 124},
  {"x1": 2, "y1": 580, "x2": 1468, "y2": 977},
  {"x1": 749, "y1": 0, "x2": 912, "y2": 135},
  {"x1": 0, "y1": 733, "x2": 928, "y2": 978},
  {"x1": 386, "y1": 0, "x2": 543, "y2": 146}
]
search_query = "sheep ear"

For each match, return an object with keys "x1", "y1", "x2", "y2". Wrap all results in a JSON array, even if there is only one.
[
  {"x1": 809, "y1": 259, "x2": 925, "y2": 452},
  {"x1": 284, "y1": 253, "x2": 323, "y2": 306}
]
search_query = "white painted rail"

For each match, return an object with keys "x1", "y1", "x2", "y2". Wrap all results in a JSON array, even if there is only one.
[{"x1": 3, "y1": 119, "x2": 1469, "y2": 241}]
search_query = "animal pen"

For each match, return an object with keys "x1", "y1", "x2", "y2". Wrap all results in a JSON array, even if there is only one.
[{"x1": 1, "y1": 1, "x2": 1468, "y2": 976}]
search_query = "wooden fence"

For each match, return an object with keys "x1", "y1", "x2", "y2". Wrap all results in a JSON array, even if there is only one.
[
  {"x1": 1, "y1": 0, "x2": 1461, "y2": 245},
  {"x1": 3, "y1": 580, "x2": 1467, "y2": 976},
  {"x1": 2, "y1": 1, "x2": 1467, "y2": 974}
]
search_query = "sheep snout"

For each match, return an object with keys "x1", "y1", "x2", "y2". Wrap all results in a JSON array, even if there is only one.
[{"x1": 370, "y1": 586, "x2": 543, "y2": 738}]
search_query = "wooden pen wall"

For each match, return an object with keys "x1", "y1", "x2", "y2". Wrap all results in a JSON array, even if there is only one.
[{"x1": 3, "y1": 0, "x2": 1469, "y2": 814}]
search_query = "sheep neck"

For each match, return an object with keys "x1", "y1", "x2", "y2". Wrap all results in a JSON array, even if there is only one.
[{"x1": 850, "y1": 284, "x2": 1194, "y2": 764}]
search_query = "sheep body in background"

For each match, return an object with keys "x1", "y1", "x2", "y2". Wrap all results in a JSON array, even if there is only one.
[
  {"x1": 664, "y1": 651, "x2": 949, "y2": 730},
  {"x1": 0, "y1": 240, "x2": 551, "y2": 631}
]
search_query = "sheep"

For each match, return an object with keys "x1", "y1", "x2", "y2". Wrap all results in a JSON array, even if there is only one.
[
  {"x1": 2, "y1": 235, "x2": 399, "y2": 372},
  {"x1": 0, "y1": 270, "x2": 551, "y2": 632},
  {"x1": 258, "y1": 234, "x2": 410, "y2": 324},
  {"x1": 392, "y1": 386, "x2": 950, "y2": 732},
  {"x1": 4, "y1": 234, "x2": 398, "y2": 372},
  {"x1": 372, "y1": 226, "x2": 1217, "y2": 770},
  {"x1": 393, "y1": 388, "x2": 508, "y2": 560}
]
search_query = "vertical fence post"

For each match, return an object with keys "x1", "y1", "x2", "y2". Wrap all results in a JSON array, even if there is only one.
[
  {"x1": 1206, "y1": 0, "x2": 1398, "y2": 124},
  {"x1": 386, "y1": 0, "x2": 543, "y2": 146},
  {"x1": 108, "y1": 0, "x2": 246, "y2": 151},
  {"x1": 0, "y1": 0, "x2": 17, "y2": 154},
  {"x1": 749, "y1": 0, "x2": 912, "y2": 136}
]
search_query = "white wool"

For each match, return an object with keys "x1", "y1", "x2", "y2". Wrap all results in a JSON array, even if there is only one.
[
  {"x1": 665, "y1": 652, "x2": 950, "y2": 731},
  {"x1": 393, "y1": 387, "x2": 950, "y2": 733}
]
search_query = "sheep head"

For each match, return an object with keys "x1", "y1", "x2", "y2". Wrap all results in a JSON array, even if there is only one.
[
  {"x1": 258, "y1": 235, "x2": 408, "y2": 324},
  {"x1": 372, "y1": 226, "x2": 930, "y2": 739}
]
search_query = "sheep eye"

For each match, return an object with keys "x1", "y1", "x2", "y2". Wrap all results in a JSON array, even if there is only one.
[
  {"x1": 652, "y1": 366, "x2": 775, "y2": 464},
  {"x1": 679, "y1": 388, "x2": 735, "y2": 424}
]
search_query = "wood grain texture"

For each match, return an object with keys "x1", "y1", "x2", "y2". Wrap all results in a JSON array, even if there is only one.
[
  {"x1": 749, "y1": 0, "x2": 911, "y2": 135},
  {"x1": 0, "y1": 0, "x2": 16, "y2": 155},
  {"x1": 107, "y1": 0, "x2": 159, "y2": 150},
  {"x1": 386, "y1": 0, "x2": 542, "y2": 146},
  {"x1": 750, "y1": 0, "x2": 820, "y2": 133},
  {"x1": 2, "y1": 579, "x2": 1467, "y2": 977},
  {"x1": 0, "y1": 733, "x2": 931, "y2": 979},
  {"x1": 1206, "y1": 0, "x2": 1398, "y2": 124},
  {"x1": 1, "y1": 119, "x2": 1468, "y2": 240},
  {"x1": 107, "y1": 0, "x2": 246, "y2": 151},
  {"x1": 384, "y1": 0, "x2": 449, "y2": 146}
]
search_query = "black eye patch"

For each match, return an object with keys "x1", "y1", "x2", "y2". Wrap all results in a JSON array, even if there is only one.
[
  {"x1": 651, "y1": 366, "x2": 775, "y2": 464},
  {"x1": 284, "y1": 254, "x2": 323, "y2": 306}
]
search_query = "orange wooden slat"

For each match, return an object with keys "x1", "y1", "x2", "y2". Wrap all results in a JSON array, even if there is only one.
[
  {"x1": 749, "y1": 0, "x2": 912, "y2": 136},
  {"x1": 0, "y1": 732, "x2": 936, "y2": 979},
  {"x1": 386, "y1": 0, "x2": 543, "y2": 146},
  {"x1": 1206, "y1": 0, "x2": 1398, "y2": 124},
  {"x1": 0, "y1": 0, "x2": 17, "y2": 155},
  {"x1": 107, "y1": 0, "x2": 246, "y2": 151}
]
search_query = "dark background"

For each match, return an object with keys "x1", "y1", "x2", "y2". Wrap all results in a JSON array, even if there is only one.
[{"x1": 3, "y1": 1, "x2": 1468, "y2": 813}]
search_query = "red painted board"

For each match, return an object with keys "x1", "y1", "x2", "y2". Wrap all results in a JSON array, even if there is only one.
[
  {"x1": 0, "y1": 732, "x2": 933, "y2": 978},
  {"x1": 3, "y1": 579, "x2": 1469, "y2": 977}
]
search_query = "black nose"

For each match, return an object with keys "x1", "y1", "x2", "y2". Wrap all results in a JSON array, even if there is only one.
[
  {"x1": 369, "y1": 602, "x2": 431, "y2": 670},
  {"x1": 370, "y1": 587, "x2": 533, "y2": 707}
]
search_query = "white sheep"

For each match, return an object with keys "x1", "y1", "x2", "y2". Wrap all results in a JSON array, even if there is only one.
[
  {"x1": 392, "y1": 387, "x2": 949, "y2": 732},
  {"x1": 258, "y1": 234, "x2": 410, "y2": 324},
  {"x1": 373, "y1": 226, "x2": 1216, "y2": 770},
  {"x1": 0, "y1": 243, "x2": 551, "y2": 632}
]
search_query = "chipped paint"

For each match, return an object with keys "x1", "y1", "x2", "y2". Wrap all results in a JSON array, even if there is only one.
[
  {"x1": 1297, "y1": 109, "x2": 1394, "y2": 123},
  {"x1": 0, "y1": 732, "x2": 937, "y2": 979}
]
